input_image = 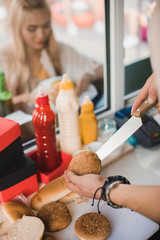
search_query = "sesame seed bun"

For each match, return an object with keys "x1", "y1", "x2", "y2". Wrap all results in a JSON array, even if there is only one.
[
  {"x1": 68, "y1": 151, "x2": 101, "y2": 175},
  {"x1": 43, "y1": 233, "x2": 56, "y2": 240},
  {"x1": 37, "y1": 202, "x2": 71, "y2": 232},
  {"x1": 74, "y1": 212, "x2": 111, "y2": 240}
]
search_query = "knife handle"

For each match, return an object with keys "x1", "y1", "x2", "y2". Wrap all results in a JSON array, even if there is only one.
[{"x1": 133, "y1": 96, "x2": 158, "y2": 118}]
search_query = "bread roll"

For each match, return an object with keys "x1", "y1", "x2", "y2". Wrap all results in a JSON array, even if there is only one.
[
  {"x1": 0, "y1": 207, "x2": 7, "y2": 224},
  {"x1": 30, "y1": 176, "x2": 71, "y2": 210},
  {"x1": 0, "y1": 236, "x2": 8, "y2": 240},
  {"x1": 68, "y1": 150, "x2": 101, "y2": 175},
  {"x1": 37, "y1": 202, "x2": 71, "y2": 232},
  {"x1": 74, "y1": 212, "x2": 111, "y2": 240},
  {"x1": 8, "y1": 216, "x2": 44, "y2": 240},
  {"x1": 43, "y1": 233, "x2": 56, "y2": 240},
  {"x1": 2, "y1": 200, "x2": 35, "y2": 223},
  {"x1": 0, "y1": 220, "x2": 12, "y2": 236},
  {"x1": 58, "y1": 192, "x2": 81, "y2": 204}
]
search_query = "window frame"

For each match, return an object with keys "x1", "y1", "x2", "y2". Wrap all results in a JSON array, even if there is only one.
[{"x1": 98, "y1": 0, "x2": 125, "y2": 119}]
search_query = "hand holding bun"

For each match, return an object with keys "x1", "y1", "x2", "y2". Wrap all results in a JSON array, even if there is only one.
[
  {"x1": 31, "y1": 151, "x2": 101, "y2": 211},
  {"x1": 68, "y1": 150, "x2": 101, "y2": 175},
  {"x1": 64, "y1": 171, "x2": 106, "y2": 200}
]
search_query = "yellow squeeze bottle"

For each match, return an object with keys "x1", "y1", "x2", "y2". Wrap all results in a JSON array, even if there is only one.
[{"x1": 79, "y1": 96, "x2": 98, "y2": 145}]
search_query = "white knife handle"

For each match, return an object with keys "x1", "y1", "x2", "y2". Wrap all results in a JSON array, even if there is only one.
[{"x1": 133, "y1": 96, "x2": 158, "y2": 118}]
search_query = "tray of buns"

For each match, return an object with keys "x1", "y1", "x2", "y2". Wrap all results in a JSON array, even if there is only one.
[
  {"x1": 0, "y1": 197, "x2": 159, "y2": 240},
  {"x1": 0, "y1": 150, "x2": 159, "y2": 239}
]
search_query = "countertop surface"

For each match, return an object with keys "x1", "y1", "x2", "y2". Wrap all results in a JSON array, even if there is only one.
[{"x1": 101, "y1": 144, "x2": 160, "y2": 186}]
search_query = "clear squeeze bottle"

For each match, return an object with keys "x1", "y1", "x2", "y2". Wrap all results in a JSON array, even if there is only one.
[
  {"x1": 32, "y1": 89, "x2": 60, "y2": 172},
  {"x1": 79, "y1": 96, "x2": 98, "y2": 144},
  {"x1": 56, "y1": 74, "x2": 82, "y2": 155}
]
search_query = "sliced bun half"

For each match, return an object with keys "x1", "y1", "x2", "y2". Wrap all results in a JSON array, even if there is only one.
[
  {"x1": 30, "y1": 176, "x2": 71, "y2": 211},
  {"x1": 2, "y1": 200, "x2": 35, "y2": 223},
  {"x1": 8, "y1": 216, "x2": 44, "y2": 240},
  {"x1": 0, "y1": 220, "x2": 12, "y2": 236}
]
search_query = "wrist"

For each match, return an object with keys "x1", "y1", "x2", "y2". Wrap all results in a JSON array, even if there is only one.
[
  {"x1": 102, "y1": 175, "x2": 130, "y2": 209},
  {"x1": 109, "y1": 183, "x2": 126, "y2": 207},
  {"x1": 91, "y1": 175, "x2": 130, "y2": 214}
]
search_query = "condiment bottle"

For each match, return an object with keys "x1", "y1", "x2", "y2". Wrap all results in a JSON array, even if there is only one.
[
  {"x1": 56, "y1": 74, "x2": 82, "y2": 155},
  {"x1": 32, "y1": 89, "x2": 60, "y2": 172},
  {"x1": 0, "y1": 70, "x2": 13, "y2": 117},
  {"x1": 79, "y1": 96, "x2": 98, "y2": 144}
]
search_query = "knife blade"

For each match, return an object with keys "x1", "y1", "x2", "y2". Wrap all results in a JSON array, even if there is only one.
[{"x1": 96, "y1": 96, "x2": 158, "y2": 166}]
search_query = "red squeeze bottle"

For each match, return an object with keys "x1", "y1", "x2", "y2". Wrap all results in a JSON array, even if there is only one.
[{"x1": 32, "y1": 89, "x2": 60, "y2": 172}]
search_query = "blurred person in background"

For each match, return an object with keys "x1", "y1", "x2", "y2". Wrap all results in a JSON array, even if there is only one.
[{"x1": 0, "y1": 0, "x2": 103, "y2": 113}]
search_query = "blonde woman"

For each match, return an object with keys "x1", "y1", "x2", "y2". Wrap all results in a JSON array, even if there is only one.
[{"x1": 0, "y1": 0, "x2": 102, "y2": 112}]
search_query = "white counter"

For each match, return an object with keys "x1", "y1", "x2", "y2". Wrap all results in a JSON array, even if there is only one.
[{"x1": 101, "y1": 144, "x2": 160, "y2": 186}]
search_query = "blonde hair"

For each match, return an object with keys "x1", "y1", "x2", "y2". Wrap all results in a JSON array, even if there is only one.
[{"x1": 7, "y1": 0, "x2": 61, "y2": 94}]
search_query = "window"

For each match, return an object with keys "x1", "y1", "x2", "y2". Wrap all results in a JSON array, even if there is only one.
[
  {"x1": 0, "y1": 0, "x2": 114, "y2": 147},
  {"x1": 49, "y1": 0, "x2": 110, "y2": 115},
  {"x1": 0, "y1": 0, "x2": 111, "y2": 118},
  {"x1": 124, "y1": 0, "x2": 155, "y2": 101}
]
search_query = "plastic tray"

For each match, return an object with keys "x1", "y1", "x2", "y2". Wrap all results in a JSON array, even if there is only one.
[{"x1": 27, "y1": 149, "x2": 72, "y2": 184}]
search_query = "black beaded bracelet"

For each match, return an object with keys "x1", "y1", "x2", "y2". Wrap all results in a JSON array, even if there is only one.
[
  {"x1": 101, "y1": 175, "x2": 130, "y2": 209},
  {"x1": 91, "y1": 175, "x2": 130, "y2": 213}
]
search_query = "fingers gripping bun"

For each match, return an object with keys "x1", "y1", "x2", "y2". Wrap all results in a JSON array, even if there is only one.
[
  {"x1": 37, "y1": 202, "x2": 71, "y2": 232},
  {"x1": 68, "y1": 151, "x2": 101, "y2": 175},
  {"x1": 75, "y1": 212, "x2": 111, "y2": 240}
]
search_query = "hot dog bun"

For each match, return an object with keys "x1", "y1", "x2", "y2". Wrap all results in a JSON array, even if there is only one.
[
  {"x1": 30, "y1": 176, "x2": 71, "y2": 211},
  {"x1": 58, "y1": 192, "x2": 81, "y2": 204}
]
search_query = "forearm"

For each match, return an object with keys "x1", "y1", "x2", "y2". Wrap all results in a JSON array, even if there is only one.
[{"x1": 110, "y1": 184, "x2": 160, "y2": 223}]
